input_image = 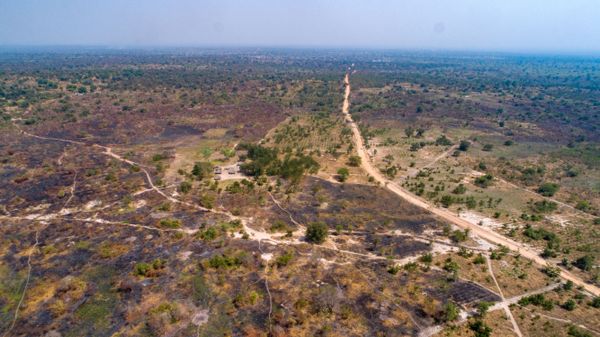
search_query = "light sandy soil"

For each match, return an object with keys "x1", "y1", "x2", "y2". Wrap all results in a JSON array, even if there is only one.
[{"x1": 341, "y1": 73, "x2": 600, "y2": 296}]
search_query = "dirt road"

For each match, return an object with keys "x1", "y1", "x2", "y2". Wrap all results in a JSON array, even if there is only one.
[{"x1": 341, "y1": 73, "x2": 600, "y2": 297}]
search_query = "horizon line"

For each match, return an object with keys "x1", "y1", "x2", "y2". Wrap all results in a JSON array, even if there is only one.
[{"x1": 1, "y1": 44, "x2": 600, "y2": 58}]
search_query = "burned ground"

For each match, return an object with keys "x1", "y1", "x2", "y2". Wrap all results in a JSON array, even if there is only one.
[{"x1": 1, "y1": 49, "x2": 599, "y2": 337}]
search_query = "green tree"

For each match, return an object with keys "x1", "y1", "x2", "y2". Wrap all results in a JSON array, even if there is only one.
[
  {"x1": 469, "y1": 320, "x2": 492, "y2": 337},
  {"x1": 573, "y1": 255, "x2": 594, "y2": 271},
  {"x1": 306, "y1": 222, "x2": 329, "y2": 244},
  {"x1": 179, "y1": 181, "x2": 192, "y2": 194},
  {"x1": 538, "y1": 182, "x2": 559, "y2": 197},
  {"x1": 347, "y1": 155, "x2": 361, "y2": 167},
  {"x1": 337, "y1": 167, "x2": 350, "y2": 182},
  {"x1": 442, "y1": 302, "x2": 459, "y2": 322},
  {"x1": 459, "y1": 140, "x2": 471, "y2": 151}
]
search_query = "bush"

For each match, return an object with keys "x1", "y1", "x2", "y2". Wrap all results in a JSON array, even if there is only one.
[
  {"x1": 542, "y1": 266, "x2": 561, "y2": 278},
  {"x1": 441, "y1": 302, "x2": 459, "y2": 322},
  {"x1": 387, "y1": 265, "x2": 401, "y2": 275},
  {"x1": 450, "y1": 229, "x2": 469, "y2": 243},
  {"x1": 435, "y1": 135, "x2": 452, "y2": 146},
  {"x1": 159, "y1": 218, "x2": 181, "y2": 229},
  {"x1": 198, "y1": 227, "x2": 218, "y2": 241},
  {"x1": 208, "y1": 253, "x2": 243, "y2": 269},
  {"x1": 562, "y1": 299, "x2": 576, "y2": 311},
  {"x1": 337, "y1": 167, "x2": 350, "y2": 182},
  {"x1": 476, "y1": 301, "x2": 492, "y2": 317},
  {"x1": 474, "y1": 174, "x2": 494, "y2": 188},
  {"x1": 305, "y1": 222, "x2": 328, "y2": 244},
  {"x1": 482, "y1": 144, "x2": 493, "y2": 151},
  {"x1": 452, "y1": 184, "x2": 467, "y2": 194},
  {"x1": 134, "y1": 259, "x2": 165, "y2": 277},
  {"x1": 518, "y1": 293, "x2": 554, "y2": 310},
  {"x1": 458, "y1": 140, "x2": 471, "y2": 151},
  {"x1": 538, "y1": 182, "x2": 559, "y2": 197},
  {"x1": 419, "y1": 253, "x2": 433, "y2": 264},
  {"x1": 134, "y1": 262, "x2": 152, "y2": 276},
  {"x1": 269, "y1": 220, "x2": 290, "y2": 233},
  {"x1": 469, "y1": 320, "x2": 492, "y2": 337},
  {"x1": 276, "y1": 250, "x2": 294, "y2": 267},
  {"x1": 440, "y1": 195, "x2": 454, "y2": 208},
  {"x1": 192, "y1": 161, "x2": 213, "y2": 180},
  {"x1": 575, "y1": 200, "x2": 591, "y2": 211},
  {"x1": 589, "y1": 297, "x2": 600, "y2": 308},
  {"x1": 347, "y1": 156, "x2": 361, "y2": 167},
  {"x1": 443, "y1": 258, "x2": 459, "y2": 272},
  {"x1": 568, "y1": 326, "x2": 592, "y2": 337},
  {"x1": 532, "y1": 200, "x2": 557, "y2": 213},
  {"x1": 199, "y1": 193, "x2": 215, "y2": 209},
  {"x1": 179, "y1": 181, "x2": 192, "y2": 194},
  {"x1": 473, "y1": 254, "x2": 486, "y2": 264},
  {"x1": 573, "y1": 255, "x2": 594, "y2": 271}
]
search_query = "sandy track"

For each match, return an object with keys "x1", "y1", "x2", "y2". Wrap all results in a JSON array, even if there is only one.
[{"x1": 341, "y1": 73, "x2": 600, "y2": 297}]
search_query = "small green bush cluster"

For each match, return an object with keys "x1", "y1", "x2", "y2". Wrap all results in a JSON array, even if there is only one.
[
  {"x1": 518, "y1": 293, "x2": 554, "y2": 310},
  {"x1": 305, "y1": 222, "x2": 329, "y2": 244}
]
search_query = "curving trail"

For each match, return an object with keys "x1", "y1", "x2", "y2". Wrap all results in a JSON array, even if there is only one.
[{"x1": 341, "y1": 73, "x2": 600, "y2": 297}]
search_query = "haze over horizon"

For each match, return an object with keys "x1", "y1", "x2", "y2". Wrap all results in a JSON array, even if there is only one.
[{"x1": 1, "y1": 0, "x2": 600, "y2": 54}]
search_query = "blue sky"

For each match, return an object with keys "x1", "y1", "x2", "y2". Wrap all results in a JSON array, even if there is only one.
[{"x1": 1, "y1": 0, "x2": 600, "y2": 52}]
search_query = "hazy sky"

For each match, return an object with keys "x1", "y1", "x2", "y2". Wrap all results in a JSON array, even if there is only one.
[{"x1": 1, "y1": 0, "x2": 600, "y2": 52}]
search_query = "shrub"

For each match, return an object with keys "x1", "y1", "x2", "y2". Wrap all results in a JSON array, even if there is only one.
[
  {"x1": 518, "y1": 293, "x2": 554, "y2": 310},
  {"x1": 134, "y1": 262, "x2": 152, "y2": 276},
  {"x1": 208, "y1": 253, "x2": 243, "y2": 269},
  {"x1": 474, "y1": 174, "x2": 494, "y2": 188},
  {"x1": 435, "y1": 135, "x2": 452, "y2": 146},
  {"x1": 198, "y1": 227, "x2": 218, "y2": 241},
  {"x1": 441, "y1": 302, "x2": 459, "y2": 322},
  {"x1": 191, "y1": 161, "x2": 213, "y2": 180},
  {"x1": 531, "y1": 200, "x2": 557, "y2": 213},
  {"x1": 276, "y1": 250, "x2": 294, "y2": 267},
  {"x1": 269, "y1": 220, "x2": 289, "y2": 233},
  {"x1": 458, "y1": 140, "x2": 471, "y2": 151},
  {"x1": 542, "y1": 266, "x2": 561, "y2": 278},
  {"x1": 159, "y1": 218, "x2": 181, "y2": 229},
  {"x1": 562, "y1": 299, "x2": 576, "y2": 311},
  {"x1": 337, "y1": 167, "x2": 350, "y2": 182},
  {"x1": 476, "y1": 301, "x2": 492, "y2": 317},
  {"x1": 443, "y1": 258, "x2": 459, "y2": 272},
  {"x1": 419, "y1": 253, "x2": 433, "y2": 264},
  {"x1": 179, "y1": 181, "x2": 192, "y2": 194},
  {"x1": 575, "y1": 200, "x2": 591, "y2": 211},
  {"x1": 452, "y1": 184, "x2": 467, "y2": 194},
  {"x1": 347, "y1": 156, "x2": 361, "y2": 167},
  {"x1": 568, "y1": 326, "x2": 592, "y2": 337},
  {"x1": 199, "y1": 194, "x2": 215, "y2": 209},
  {"x1": 573, "y1": 255, "x2": 594, "y2": 271},
  {"x1": 538, "y1": 182, "x2": 559, "y2": 197},
  {"x1": 440, "y1": 195, "x2": 454, "y2": 208},
  {"x1": 482, "y1": 144, "x2": 493, "y2": 151},
  {"x1": 469, "y1": 320, "x2": 492, "y2": 337},
  {"x1": 589, "y1": 297, "x2": 600, "y2": 308},
  {"x1": 563, "y1": 280, "x2": 574, "y2": 291},
  {"x1": 473, "y1": 254, "x2": 486, "y2": 264},
  {"x1": 387, "y1": 265, "x2": 401, "y2": 275},
  {"x1": 450, "y1": 229, "x2": 469, "y2": 243},
  {"x1": 305, "y1": 222, "x2": 329, "y2": 244}
]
